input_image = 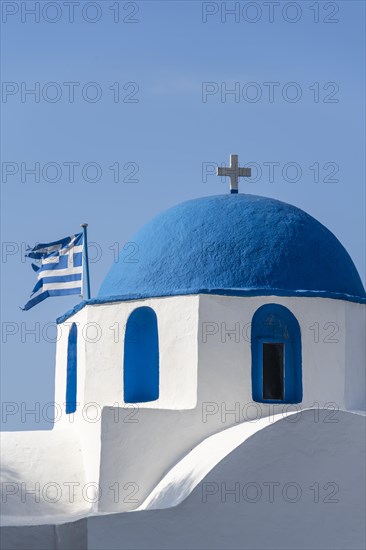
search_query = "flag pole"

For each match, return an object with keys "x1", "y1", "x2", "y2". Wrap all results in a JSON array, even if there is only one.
[{"x1": 81, "y1": 223, "x2": 91, "y2": 300}]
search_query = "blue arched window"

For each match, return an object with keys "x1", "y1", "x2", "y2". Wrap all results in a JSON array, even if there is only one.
[
  {"x1": 251, "y1": 304, "x2": 302, "y2": 404},
  {"x1": 124, "y1": 307, "x2": 159, "y2": 403},
  {"x1": 66, "y1": 323, "x2": 77, "y2": 414}
]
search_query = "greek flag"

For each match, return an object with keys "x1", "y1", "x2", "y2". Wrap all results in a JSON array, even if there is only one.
[{"x1": 22, "y1": 233, "x2": 84, "y2": 311}]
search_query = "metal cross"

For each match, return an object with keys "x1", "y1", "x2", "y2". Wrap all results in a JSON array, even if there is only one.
[{"x1": 217, "y1": 154, "x2": 251, "y2": 194}]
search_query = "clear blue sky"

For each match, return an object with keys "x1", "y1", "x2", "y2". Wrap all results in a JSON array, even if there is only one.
[{"x1": 1, "y1": 0, "x2": 365, "y2": 429}]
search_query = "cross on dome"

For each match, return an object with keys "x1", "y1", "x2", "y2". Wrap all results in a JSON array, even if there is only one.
[{"x1": 217, "y1": 154, "x2": 251, "y2": 194}]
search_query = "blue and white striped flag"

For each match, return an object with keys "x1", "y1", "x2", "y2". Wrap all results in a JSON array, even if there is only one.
[{"x1": 22, "y1": 233, "x2": 84, "y2": 311}]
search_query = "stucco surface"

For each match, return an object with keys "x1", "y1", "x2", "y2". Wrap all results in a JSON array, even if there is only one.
[
  {"x1": 3, "y1": 411, "x2": 363, "y2": 549},
  {"x1": 0, "y1": 429, "x2": 90, "y2": 526},
  {"x1": 88, "y1": 410, "x2": 366, "y2": 550}
]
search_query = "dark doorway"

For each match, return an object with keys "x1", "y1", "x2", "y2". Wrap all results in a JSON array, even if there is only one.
[
  {"x1": 262, "y1": 343, "x2": 284, "y2": 401},
  {"x1": 251, "y1": 304, "x2": 302, "y2": 404}
]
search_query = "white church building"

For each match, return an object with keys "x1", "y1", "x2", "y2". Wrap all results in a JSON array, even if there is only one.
[{"x1": 1, "y1": 156, "x2": 365, "y2": 549}]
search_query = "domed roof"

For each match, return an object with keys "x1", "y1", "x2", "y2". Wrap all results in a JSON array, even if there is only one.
[{"x1": 98, "y1": 194, "x2": 365, "y2": 303}]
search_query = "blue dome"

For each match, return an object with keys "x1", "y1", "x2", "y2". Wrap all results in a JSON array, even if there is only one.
[{"x1": 98, "y1": 194, "x2": 365, "y2": 303}]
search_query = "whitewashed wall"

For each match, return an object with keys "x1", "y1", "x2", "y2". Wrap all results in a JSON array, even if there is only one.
[
  {"x1": 54, "y1": 295, "x2": 199, "y2": 422},
  {"x1": 197, "y1": 295, "x2": 351, "y2": 415},
  {"x1": 83, "y1": 295, "x2": 199, "y2": 410},
  {"x1": 0, "y1": 428, "x2": 90, "y2": 525},
  {"x1": 51, "y1": 294, "x2": 364, "y2": 514},
  {"x1": 345, "y1": 301, "x2": 366, "y2": 410}
]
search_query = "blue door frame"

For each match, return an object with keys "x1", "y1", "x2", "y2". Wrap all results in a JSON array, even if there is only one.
[{"x1": 251, "y1": 304, "x2": 302, "y2": 404}]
